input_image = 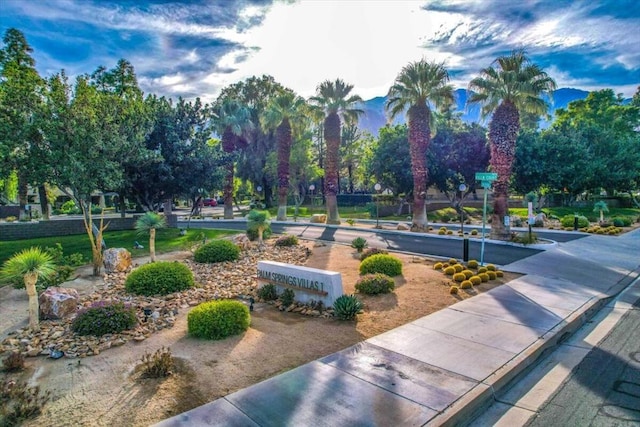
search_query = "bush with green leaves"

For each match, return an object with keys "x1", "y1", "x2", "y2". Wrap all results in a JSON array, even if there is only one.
[
  {"x1": 560, "y1": 215, "x2": 589, "y2": 228},
  {"x1": 60, "y1": 200, "x2": 80, "y2": 214},
  {"x1": 194, "y1": 240, "x2": 240, "y2": 263},
  {"x1": 274, "y1": 234, "x2": 299, "y2": 247},
  {"x1": 257, "y1": 283, "x2": 278, "y2": 301},
  {"x1": 280, "y1": 288, "x2": 295, "y2": 307},
  {"x1": 333, "y1": 294, "x2": 363, "y2": 320},
  {"x1": 359, "y1": 254, "x2": 402, "y2": 277},
  {"x1": 72, "y1": 301, "x2": 137, "y2": 336},
  {"x1": 125, "y1": 261, "x2": 195, "y2": 296},
  {"x1": 351, "y1": 237, "x2": 368, "y2": 252},
  {"x1": 187, "y1": 300, "x2": 250, "y2": 340},
  {"x1": 355, "y1": 273, "x2": 395, "y2": 295},
  {"x1": 612, "y1": 216, "x2": 632, "y2": 227}
]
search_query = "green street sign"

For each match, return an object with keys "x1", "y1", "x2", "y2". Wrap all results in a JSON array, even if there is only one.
[{"x1": 475, "y1": 172, "x2": 498, "y2": 181}]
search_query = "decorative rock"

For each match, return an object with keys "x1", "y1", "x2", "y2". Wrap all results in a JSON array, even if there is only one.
[
  {"x1": 103, "y1": 248, "x2": 132, "y2": 273},
  {"x1": 397, "y1": 223, "x2": 410, "y2": 231},
  {"x1": 232, "y1": 234, "x2": 251, "y2": 251},
  {"x1": 39, "y1": 287, "x2": 80, "y2": 320},
  {"x1": 310, "y1": 214, "x2": 327, "y2": 224}
]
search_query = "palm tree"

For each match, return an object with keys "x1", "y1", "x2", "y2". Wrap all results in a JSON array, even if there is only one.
[
  {"x1": 262, "y1": 92, "x2": 307, "y2": 221},
  {"x1": 593, "y1": 200, "x2": 609, "y2": 223},
  {"x1": 468, "y1": 50, "x2": 556, "y2": 239},
  {"x1": 213, "y1": 99, "x2": 251, "y2": 219},
  {"x1": 310, "y1": 79, "x2": 363, "y2": 224},
  {"x1": 135, "y1": 212, "x2": 167, "y2": 262},
  {"x1": 0, "y1": 247, "x2": 56, "y2": 332},
  {"x1": 386, "y1": 60, "x2": 454, "y2": 231}
]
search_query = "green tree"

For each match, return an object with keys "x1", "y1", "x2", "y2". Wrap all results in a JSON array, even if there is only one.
[
  {"x1": 310, "y1": 79, "x2": 363, "y2": 223},
  {"x1": 340, "y1": 123, "x2": 365, "y2": 193},
  {"x1": 386, "y1": 60, "x2": 454, "y2": 230},
  {"x1": 135, "y1": 212, "x2": 167, "y2": 262},
  {"x1": 468, "y1": 50, "x2": 556, "y2": 239},
  {"x1": 367, "y1": 124, "x2": 413, "y2": 196},
  {"x1": 261, "y1": 92, "x2": 307, "y2": 220},
  {"x1": 1, "y1": 247, "x2": 56, "y2": 331}
]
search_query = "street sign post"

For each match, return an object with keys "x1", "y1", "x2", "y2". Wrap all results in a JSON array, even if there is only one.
[{"x1": 476, "y1": 172, "x2": 497, "y2": 265}]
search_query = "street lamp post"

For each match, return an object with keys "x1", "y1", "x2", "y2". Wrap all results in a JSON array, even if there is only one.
[
  {"x1": 309, "y1": 184, "x2": 315, "y2": 212},
  {"x1": 374, "y1": 183, "x2": 382, "y2": 228},
  {"x1": 256, "y1": 185, "x2": 262, "y2": 209},
  {"x1": 458, "y1": 183, "x2": 468, "y2": 261}
]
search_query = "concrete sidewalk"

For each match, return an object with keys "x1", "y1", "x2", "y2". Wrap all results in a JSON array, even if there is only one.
[{"x1": 156, "y1": 228, "x2": 640, "y2": 427}]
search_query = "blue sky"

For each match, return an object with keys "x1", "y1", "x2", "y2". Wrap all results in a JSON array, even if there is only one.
[{"x1": 2, "y1": 0, "x2": 639, "y2": 101}]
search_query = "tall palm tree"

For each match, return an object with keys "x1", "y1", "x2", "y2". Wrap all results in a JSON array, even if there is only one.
[
  {"x1": 1, "y1": 247, "x2": 56, "y2": 332},
  {"x1": 310, "y1": 79, "x2": 363, "y2": 224},
  {"x1": 468, "y1": 50, "x2": 556, "y2": 239},
  {"x1": 261, "y1": 92, "x2": 307, "y2": 221},
  {"x1": 386, "y1": 60, "x2": 454, "y2": 231},
  {"x1": 213, "y1": 99, "x2": 251, "y2": 219},
  {"x1": 135, "y1": 212, "x2": 167, "y2": 262}
]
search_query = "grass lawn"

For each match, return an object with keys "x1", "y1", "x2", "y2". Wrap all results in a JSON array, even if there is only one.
[{"x1": 0, "y1": 228, "x2": 238, "y2": 266}]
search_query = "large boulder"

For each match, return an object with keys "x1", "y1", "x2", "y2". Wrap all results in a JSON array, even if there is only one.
[
  {"x1": 39, "y1": 287, "x2": 79, "y2": 320},
  {"x1": 103, "y1": 248, "x2": 132, "y2": 273},
  {"x1": 310, "y1": 214, "x2": 327, "y2": 224},
  {"x1": 396, "y1": 223, "x2": 410, "y2": 231}
]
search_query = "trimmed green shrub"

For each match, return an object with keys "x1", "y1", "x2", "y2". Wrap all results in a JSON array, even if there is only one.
[
  {"x1": 467, "y1": 260, "x2": 479, "y2": 269},
  {"x1": 487, "y1": 271, "x2": 497, "y2": 280},
  {"x1": 257, "y1": 283, "x2": 278, "y2": 301},
  {"x1": 274, "y1": 234, "x2": 299, "y2": 247},
  {"x1": 72, "y1": 302, "x2": 137, "y2": 336},
  {"x1": 280, "y1": 288, "x2": 295, "y2": 307},
  {"x1": 612, "y1": 217, "x2": 631, "y2": 227},
  {"x1": 433, "y1": 262, "x2": 444, "y2": 270},
  {"x1": 470, "y1": 275, "x2": 482, "y2": 286},
  {"x1": 360, "y1": 247, "x2": 389, "y2": 261},
  {"x1": 452, "y1": 272, "x2": 466, "y2": 283},
  {"x1": 355, "y1": 273, "x2": 395, "y2": 295},
  {"x1": 453, "y1": 264, "x2": 464, "y2": 273},
  {"x1": 443, "y1": 266, "x2": 456, "y2": 275},
  {"x1": 460, "y1": 280, "x2": 473, "y2": 289},
  {"x1": 479, "y1": 273, "x2": 490, "y2": 282},
  {"x1": 462, "y1": 269, "x2": 474, "y2": 279},
  {"x1": 449, "y1": 285, "x2": 459, "y2": 294},
  {"x1": 188, "y1": 300, "x2": 250, "y2": 340},
  {"x1": 125, "y1": 261, "x2": 194, "y2": 296},
  {"x1": 333, "y1": 294, "x2": 363, "y2": 320},
  {"x1": 194, "y1": 240, "x2": 240, "y2": 263},
  {"x1": 560, "y1": 215, "x2": 589, "y2": 229},
  {"x1": 359, "y1": 254, "x2": 402, "y2": 277},
  {"x1": 351, "y1": 237, "x2": 368, "y2": 252}
]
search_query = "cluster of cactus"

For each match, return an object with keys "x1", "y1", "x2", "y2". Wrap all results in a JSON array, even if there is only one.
[{"x1": 434, "y1": 259, "x2": 505, "y2": 290}]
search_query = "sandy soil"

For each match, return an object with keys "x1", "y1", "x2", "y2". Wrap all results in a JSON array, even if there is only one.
[{"x1": 2, "y1": 242, "x2": 516, "y2": 427}]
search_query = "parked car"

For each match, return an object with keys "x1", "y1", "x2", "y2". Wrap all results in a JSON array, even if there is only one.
[
  {"x1": 202, "y1": 198, "x2": 217, "y2": 207},
  {"x1": 216, "y1": 196, "x2": 224, "y2": 205}
]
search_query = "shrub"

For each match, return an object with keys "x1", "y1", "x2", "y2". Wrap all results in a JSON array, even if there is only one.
[
  {"x1": 487, "y1": 271, "x2": 497, "y2": 280},
  {"x1": 496, "y1": 270, "x2": 504, "y2": 278},
  {"x1": 1, "y1": 378, "x2": 51, "y2": 424},
  {"x1": 274, "y1": 234, "x2": 299, "y2": 247},
  {"x1": 452, "y1": 272, "x2": 466, "y2": 283},
  {"x1": 5, "y1": 216, "x2": 17, "y2": 222},
  {"x1": 257, "y1": 283, "x2": 278, "y2": 301},
  {"x1": 194, "y1": 240, "x2": 240, "y2": 263},
  {"x1": 467, "y1": 260, "x2": 479, "y2": 269},
  {"x1": 246, "y1": 225, "x2": 272, "y2": 241},
  {"x1": 460, "y1": 280, "x2": 473, "y2": 289},
  {"x1": 333, "y1": 294, "x2": 363, "y2": 320},
  {"x1": 470, "y1": 275, "x2": 482, "y2": 286},
  {"x1": 462, "y1": 269, "x2": 474, "y2": 279},
  {"x1": 2, "y1": 352, "x2": 25, "y2": 372},
  {"x1": 360, "y1": 247, "x2": 389, "y2": 261},
  {"x1": 280, "y1": 288, "x2": 295, "y2": 307},
  {"x1": 188, "y1": 300, "x2": 250, "y2": 340},
  {"x1": 612, "y1": 217, "x2": 631, "y2": 227},
  {"x1": 125, "y1": 262, "x2": 194, "y2": 296},
  {"x1": 453, "y1": 264, "x2": 464, "y2": 273},
  {"x1": 479, "y1": 273, "x2": 490, "y2": 282},
  {"x1": 449, "y1": 285, "x2": 459, "y2": 294},
  {"x1": 355, "y1": 273, "x2": 395, "y2": 295},
  {"x1": 478, "y1": 267, "x2": 488, "y2": 274},
  {"x1": 72, "y1": 301, "x2": 137, "y2": 336},
  {"x1": 139, "y1": 347, "x2": 174, "y2": 378},
  {"x1": 351, "y1": 237, "x2": 368, "y2": 253},
  {"x1": 433, "y1": 262, "x2": 444, "y2": 270},
  {"x1": 486, "y1": 264, "x2": 496, "y2": 271},
  {"x1": 443, "y1": 266, "x2": 456, "y2": 275},
  {"x1": 359, "y1": 254, "x2": 402, "y2": 277},
  {"x1": 560, "y1": 215, "x2": 589, "y2": 229},
  {"x1": 346, "y1": 218, "x2": 356, "y2": 226}
]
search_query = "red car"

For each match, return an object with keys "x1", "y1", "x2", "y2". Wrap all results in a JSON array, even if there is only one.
[{"x1": 202, "y1": 198, "x2": 217, "y2": 207}]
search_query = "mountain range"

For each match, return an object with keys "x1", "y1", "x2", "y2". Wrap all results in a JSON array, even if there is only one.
[{"x1": 356, "y1": 88, "x2": 596, "y2": 136}]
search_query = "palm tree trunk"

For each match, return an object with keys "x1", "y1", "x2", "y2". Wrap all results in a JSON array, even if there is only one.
[
  {"x1": 407, "y1": 104, "x2": 431, "y2": 231},
  {"x1": 489, "y1": 101, "x2": 520, "y2": 240},
  {"x1": 18, "y1": 172, "x2": 29, "y2": 221},
  {"x1": 150, "y1": 228, "x2": 156, "y2": 262},
  {"x1": 324, "y1": 113, "x2": 341, "y2": 224},
  {"x1": 24, "y1": 272, "x2": 40, "y2": 332},
  {"x1": 222, "y1": 127, "x2": 236, "y2": 220},
  {"x1": 276, "y1": 119, "x2": 292, "y2": 221},
  {"x1": 38, "y1": 184, "x2": 49, "y2": 220}
]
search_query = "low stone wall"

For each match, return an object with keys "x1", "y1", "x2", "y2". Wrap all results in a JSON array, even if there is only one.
[{"x1": 0, "y1": 217, "x2": 136, "y2": 241}]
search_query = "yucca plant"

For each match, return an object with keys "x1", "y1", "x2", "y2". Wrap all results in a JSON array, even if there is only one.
[
  {"x1": 333, "y1": 294, "x2": 363, "y2": 320},
  {"x1": 0, "y1": 247, "x2": 56, "y2": 331},
  {"x1": 593, "y1": 201, "x2": 609, "y2": 223},
  {"x1": 247, "y1": 210, "x2": 271, "y2": 247},
  {"x1": 135, "y1": 212, "x2": 167, "y2": 262}
]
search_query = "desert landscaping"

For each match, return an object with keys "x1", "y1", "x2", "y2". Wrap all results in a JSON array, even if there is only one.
[{"x1": 0, "y1": 235, "x2": 517, "y2": 426}]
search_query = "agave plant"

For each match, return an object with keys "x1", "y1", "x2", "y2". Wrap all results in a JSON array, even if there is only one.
[
  {"x1": 135, "y1": 212, "x2": 167, "y2": 262},
  {"x1": 333, "y1": 294, "x2": 363, "y2": 320},
  {"x1": 0, "y1": 247, "x2": 56, "y2": 331}
]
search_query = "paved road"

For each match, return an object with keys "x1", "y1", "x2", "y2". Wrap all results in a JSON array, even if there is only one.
[
  {"x1": 180, "y1": 220, "x2": 542, "y2": 265},
  {"x1": 527, "y1": 300, "x2": 640, "y2": 426}
]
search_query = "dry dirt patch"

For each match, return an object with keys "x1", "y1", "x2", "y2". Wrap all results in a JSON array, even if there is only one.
[{"x1": 2, "y1": 241, "x2": 516, "y2": 427}]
